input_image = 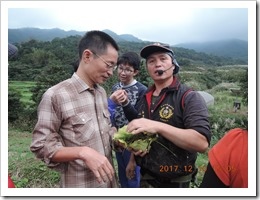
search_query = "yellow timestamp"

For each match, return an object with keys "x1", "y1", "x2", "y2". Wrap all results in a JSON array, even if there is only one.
[{"x1": 159, "y1": 165, "x2": 193, "y2": 173}]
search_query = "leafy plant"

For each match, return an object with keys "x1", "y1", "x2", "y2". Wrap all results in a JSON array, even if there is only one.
[{"x1": 8, "y1": 87, "x2": 24, "y2": 122}]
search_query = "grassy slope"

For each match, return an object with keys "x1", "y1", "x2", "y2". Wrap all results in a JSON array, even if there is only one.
[{"x1": 8, "y1": 129, "x2": 60, "y2": 188}]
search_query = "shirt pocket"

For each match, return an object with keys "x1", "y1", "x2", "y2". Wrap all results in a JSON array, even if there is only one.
[
  {"x1": 103, "y1": 110, "x2": 112, "y2": 126},
  {"x1": 102, "y1": 110, "x2": 113, "y2": 143},
  {"x1": 71, "y1": 113, "x2": 94, "y2": 143}
]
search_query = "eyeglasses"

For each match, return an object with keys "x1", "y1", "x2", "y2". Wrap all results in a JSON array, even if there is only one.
[
  {"x1": 93, "y1": 52, "x2": 116, "y2": 71},
  {"x1": 117, "y1": 65, "x2": 134, "y2": 74}
]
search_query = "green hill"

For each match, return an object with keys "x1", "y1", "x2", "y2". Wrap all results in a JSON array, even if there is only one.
[{"x1": 9, "y1": 28, "x2": 247, "y2": 64}]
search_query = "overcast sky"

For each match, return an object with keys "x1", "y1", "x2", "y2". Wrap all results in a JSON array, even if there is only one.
[{"x1": 5, "y1": 1, "x2": 253, "y2": 45}]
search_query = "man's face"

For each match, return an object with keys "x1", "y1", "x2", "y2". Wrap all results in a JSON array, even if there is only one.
[
  {"x1": 88, "y1": 45, "x2": 118, "y2": 85},
  {"x1": 146, "y1": 52, "x2": 174, "y2": 79}
]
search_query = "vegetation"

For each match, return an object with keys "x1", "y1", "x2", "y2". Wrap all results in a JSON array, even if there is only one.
[
  {"x1": 9, "y1": 28, "x2": 248, "y2": 62},
  {"x1": 7, "y1": 36, "x2": 248, "y2": 188},
  {"x1": 8, "y1": 129, "x2": 60, "y2": 188}
]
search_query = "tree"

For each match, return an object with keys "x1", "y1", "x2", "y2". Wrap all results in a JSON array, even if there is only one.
[
  {"x1": 8, "y1": 88, "x2": 24, "y2": 122},
  {"x1": 31, "y1": 64, "x2": 72, "y2": 107},
  {"x1": 135, "y1": 59, "x2": 153, "y2": 87}
]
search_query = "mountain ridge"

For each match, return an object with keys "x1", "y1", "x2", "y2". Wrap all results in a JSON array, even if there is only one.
[
  {"x1": 8, "y1": 27, "x2": 247, "y2": 62},
  {"x1": 174, "y1": 39, "x2": 248, "y2": 61}
]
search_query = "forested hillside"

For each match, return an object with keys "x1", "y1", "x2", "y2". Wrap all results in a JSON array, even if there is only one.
[
  {"x1": 9, "y1": 28, "x2": 248, "y2": 63},
  {"x1": 8, "y1": 35, "x2": 247, "y2": 82},
  {"x1": 8, "y1": 28, "x2": 142, "y2": 43}
]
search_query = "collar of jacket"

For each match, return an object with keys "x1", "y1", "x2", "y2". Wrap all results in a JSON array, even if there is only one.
[{"x1": 145, "y1": 76, "x2": 181, "y2": 97}]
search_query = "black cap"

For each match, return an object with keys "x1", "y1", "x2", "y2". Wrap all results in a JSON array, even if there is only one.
[
  {"x1": 140, "y1": 43, "x2": 179, "y2": 74},
  {"x1": 140, "y1": 43, "x2": 173, "y2": 59}
]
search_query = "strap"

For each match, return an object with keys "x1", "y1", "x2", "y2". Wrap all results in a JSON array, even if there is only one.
[{"x1": 181, "y1": 88, "x2": 193, "y2": 110}]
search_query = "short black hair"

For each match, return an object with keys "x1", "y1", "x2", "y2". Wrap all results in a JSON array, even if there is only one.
[
  {"x1": 117, "y1": 52, "x2": 140, "y2": 70},
  {"x1": 78, "y1": 30, "x2": 119, "y2": 59}
]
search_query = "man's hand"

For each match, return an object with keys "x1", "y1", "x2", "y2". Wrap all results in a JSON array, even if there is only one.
[
  {"x1": 126, "y1": 118, "x2": 159, "y2": 135},
  {"x1": 79, "y1": 147, "x2": 115, "y2": 184},
  {"x1": 110, "y1": 89, "x2": 128, "y2": 105},
  {"x1": 128, "y1": 148, "x2": 148, "y2": 157},
  {"x1": 126, "y1": 153, "x2": 137, "y2": 179},
  {"x1": 112, "y1": 140, "x2": 126, "y2": 152}
]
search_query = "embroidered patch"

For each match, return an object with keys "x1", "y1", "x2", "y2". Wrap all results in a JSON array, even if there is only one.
[{"x1": 159, "y1": 104, "x2": 174, "y2": 121}]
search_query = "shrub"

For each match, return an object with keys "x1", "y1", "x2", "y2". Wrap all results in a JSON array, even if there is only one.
[
  {"x1": 208, "y1": 108, "x2": 248, "y2": 147},
  {"x1": 8, "y1": 88, "x2": 24, "y2": 122}
]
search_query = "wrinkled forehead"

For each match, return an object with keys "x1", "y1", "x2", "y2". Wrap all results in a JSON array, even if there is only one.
[{"x1": 146, "y1": 51, "x2": 172, "y2": 60}]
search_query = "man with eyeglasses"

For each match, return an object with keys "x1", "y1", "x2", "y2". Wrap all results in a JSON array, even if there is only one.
[
  {"x1": 108, "y1": 52, "x2": 147, "y2": 187},
  {"x1": 30, "y1": 30, "x2": 119, "y2": 188}
]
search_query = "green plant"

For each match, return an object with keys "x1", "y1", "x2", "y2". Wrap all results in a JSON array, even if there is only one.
[{"x1": 8, "y1": 87, "x2": 24, "y2": 122}]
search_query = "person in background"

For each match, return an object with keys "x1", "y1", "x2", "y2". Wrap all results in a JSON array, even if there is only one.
[
  {"x1": 121, "y1": 43, "x2": 211, "y2": 188},
  {"x1": 108, "y1": 52, "x2": 147, "y2": 187},
  {"x1": 8, "y1": 43, "x2": 18, "y2": 59},
  {"x1": 8, "y1": 176, "x2": 16, "y2": 188},
  {"x1": 30, "y1": 30, "x2": 119, "y2": 188},
  {"x1": 200, "y1": 128, "x2": 248, "y2": 188}
]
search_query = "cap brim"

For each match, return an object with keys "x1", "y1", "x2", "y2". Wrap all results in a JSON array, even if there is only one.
[{"x1": 140, "y1": 45, "x2": 173, "y2": 59}]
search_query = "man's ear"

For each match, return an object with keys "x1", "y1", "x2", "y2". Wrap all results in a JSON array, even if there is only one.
[
  {"x1": 172, "y1": 64, "x2": 176, "y2": 74},
  {"x1": 83, "y1": 49, "x2": 92, "y2": 63}
]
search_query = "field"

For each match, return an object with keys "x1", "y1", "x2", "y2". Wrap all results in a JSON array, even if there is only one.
[
  {"x1": 8, "y1": 76, "x2": 248, "y2": 188},
  {"x1": 8, "y1": 81, "x2": 35, "y2": 106}
]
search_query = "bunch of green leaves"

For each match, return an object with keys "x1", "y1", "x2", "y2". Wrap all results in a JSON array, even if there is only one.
[{"x1": 113, "y1": 126, "x2": 157, "y2": 152}]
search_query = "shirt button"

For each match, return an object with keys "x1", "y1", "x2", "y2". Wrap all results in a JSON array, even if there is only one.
[{"x1": 82, "y1": 119, "x2": 85, "y2": 122}]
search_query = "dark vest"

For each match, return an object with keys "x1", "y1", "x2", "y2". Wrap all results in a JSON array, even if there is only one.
[{"x1": 135, "y1": 79, "x2": 197, "y2": 180}]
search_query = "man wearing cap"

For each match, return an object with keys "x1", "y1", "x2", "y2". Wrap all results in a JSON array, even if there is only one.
[{"x1": 121, "y1": 43, "x2": 211, "y2": 188}]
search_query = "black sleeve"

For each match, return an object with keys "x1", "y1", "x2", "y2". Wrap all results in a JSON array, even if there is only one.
[
  {"x1": 122, "y1": 102, "x2": 139, "y2": 121},
  {"x1": 199, "y1": 162, "x2": 229, "y2": 188},
  {"x1": 184, "y1": 91, "x2": 211, "y2": 145},
  {"x1": 122, "y1": 83, "x2": 147, "y2": 122}
]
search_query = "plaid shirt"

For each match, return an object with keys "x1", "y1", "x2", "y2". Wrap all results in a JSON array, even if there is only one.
[{"x1": 30, "y1": 73, "x2": 117, "y2": 188}]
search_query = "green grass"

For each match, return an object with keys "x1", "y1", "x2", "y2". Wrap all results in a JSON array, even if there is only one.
[
  {"x1": 9, "y1": 81, "x2": 36, "y2": 105},
  {"x1": 8, "y1": 129, "x2": 60, "y2": 188}
]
